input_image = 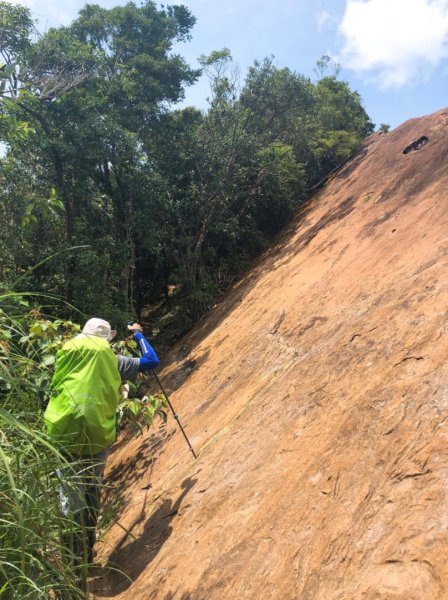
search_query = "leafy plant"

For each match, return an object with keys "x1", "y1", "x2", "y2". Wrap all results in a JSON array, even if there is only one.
[
  {"x1": 114, "y1": 338, "x2": 169, "y2": 435},
  {"x1": 117, "y1": 390, "x2": 168, "y2": 436},
  {"x1": 378, "y1": 123, "x2": 391, "y2": 133},
  {"x1": 0, "y1": 293, "x2": 168, "y2": 597},
  {"x1": 0, "y1": 293, "x2": 87, "y2": 598}
]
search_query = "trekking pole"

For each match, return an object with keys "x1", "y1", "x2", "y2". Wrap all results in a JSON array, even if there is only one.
[
  {"x1": 151, "y1": 370, "x2": 198, "y2": 460},
  {"x1": 126, "y1": 321, "x2": 197, "y2": 460}
]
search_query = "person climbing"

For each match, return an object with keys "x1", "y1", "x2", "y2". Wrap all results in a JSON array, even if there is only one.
[{"x1": 44, "y1": 318, "x2": 159, "y2": 569}]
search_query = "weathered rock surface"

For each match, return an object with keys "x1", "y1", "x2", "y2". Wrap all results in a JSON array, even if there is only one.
[{"x1": 92, "y1": 108, "x2": 448, "y2": 600}]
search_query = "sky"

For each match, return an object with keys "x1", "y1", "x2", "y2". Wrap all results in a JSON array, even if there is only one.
[{"x1": 6, "y1": 0, "x2": 448, "y2": 129}]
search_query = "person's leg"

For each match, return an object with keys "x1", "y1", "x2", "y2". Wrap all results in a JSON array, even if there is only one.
[
  {"x1": 58, "y1": 448, "x2": 109, "y2": 566},
  {"x1": 57, "y1": 455, "x2": 90, "y2": 592},
  {"x1": 84, "y1": 447, "x2": 109, "y2": 562},
  {"x1": 58, "y1": 454, "x2": 88, "y2": 516}
]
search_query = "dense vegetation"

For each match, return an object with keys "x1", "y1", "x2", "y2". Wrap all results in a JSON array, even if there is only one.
[
  {"x1": 0, "y1": 293, "x2": 86, "y2": 597},
  {"x1": 0, "y1": 1, "x2": 374, "y2": 340},
  {"x1": 0, "y1": 292, "x2": 168, "y2": 598},
  {"x1": 0, "y1": 1, "x2": 374, "y2": 596}
]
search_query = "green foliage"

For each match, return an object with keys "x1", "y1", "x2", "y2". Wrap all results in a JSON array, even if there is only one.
[
  {"x1": 117, "y1": 389, "x2": 168, "y2": 436},
  {"x1": 0, "y1": 2, "x2": 375, "y2": 339},
  {"x1": 254, "y1": 142, "x2": 305, "y2": 234},
  {"x1": 21, "y1": 188, "x2": 65, "y2": 228},
  {"x1": 114, "y1": 337, "x2": 168, "y2": 434},
  {"x1": 0, "y1": 295, "x2": 85, "y2": 598},
  {"x1": 146, "y1": 54, "x2": 371, "y2": 333},
  {"x1": 0, "y1": 5, "x2": 380, "y2": 592},
  {"x1": 0, "y1": 2, "x2": 34, "y2": 56},
  {"x1": 314, "y1": 54, "x2": 341, "y2": 79},
  {"x1": 0, "y1": 292, "x2": 169, "y2": 597},
  {"x1": 0, "y1": 2, "x2": 34, "y2": 99},
  {"x1": 0, "y1": 420, "x2": 87, "y2": 599},
  {"x1": 14, "y1": 316, "x2": 80, "y2": 404},
  {"x1": 0, "y1": 0, "x2": 199, "y2": 316}
]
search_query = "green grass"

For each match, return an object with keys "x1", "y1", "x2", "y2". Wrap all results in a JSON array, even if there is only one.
[{"x1": 0, "y1": 293, "x2": 88, "y2": 598}]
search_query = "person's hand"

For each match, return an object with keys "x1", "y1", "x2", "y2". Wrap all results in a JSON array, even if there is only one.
[{"x1": 127, "y1": 322, "x2": 143, "y2": 333}]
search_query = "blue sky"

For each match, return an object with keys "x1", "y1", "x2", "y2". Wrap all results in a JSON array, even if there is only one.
[{"x1": 8, "y1": 0, "x2": 448, "y2": 129}]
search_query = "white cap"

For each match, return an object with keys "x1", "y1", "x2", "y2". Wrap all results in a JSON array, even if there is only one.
[{"x1": 82, "y1": 318, "x2": 117, "y2": 341}]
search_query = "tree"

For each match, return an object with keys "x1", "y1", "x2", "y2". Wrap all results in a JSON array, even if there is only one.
[
  {"x1": 0, "y1": 1, "x2": 34, "y2": 98},
  {"x1": 1, "y1": 1, "x2": 199, "y2": 318},
  {"x1": 1, "y1": 2, "x2": 376, "y2": 332},
  {"x1": 305, "y1": 75, "x2": 374, "y2": 180},
  {"x1": 151, "y1": 54, "x2": 308, "y2": 300},
  {"x1": 314, "y1": 54, "x2": 341, "y2": 79}
]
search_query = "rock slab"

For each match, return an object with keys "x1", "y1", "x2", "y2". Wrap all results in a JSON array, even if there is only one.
[{"x1": 93, "y1": 108, "x2": 448, "y2": 600}]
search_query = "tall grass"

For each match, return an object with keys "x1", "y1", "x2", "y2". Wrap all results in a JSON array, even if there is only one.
[
  {"x1": 0, "y1": 288, "x2": 168, "y2": 598},
  {"x1": 0, "y1": 291, "x2": 87, "y2": 599}
]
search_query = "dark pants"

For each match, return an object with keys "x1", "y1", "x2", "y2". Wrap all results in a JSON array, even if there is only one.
[{"x1": 58, "y1": 448, "x2": 109, "y2": 564}]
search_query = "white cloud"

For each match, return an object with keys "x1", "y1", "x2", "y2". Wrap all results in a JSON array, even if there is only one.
[
  {"x1": 339, "y1": 0, "x2": 448, "y2": 88},
  {"x1": 317, "y1": 10, "x2": 331, "y2": 32}
]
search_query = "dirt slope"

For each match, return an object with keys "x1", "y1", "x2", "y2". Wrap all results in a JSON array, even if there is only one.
[{"x1": 93, "y1": 108, "x2": 448, "y2": 600}]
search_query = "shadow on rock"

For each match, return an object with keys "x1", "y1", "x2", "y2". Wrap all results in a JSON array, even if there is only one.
[{"x1": 96, "y1": 477, "x2": 197, "y2": 596}]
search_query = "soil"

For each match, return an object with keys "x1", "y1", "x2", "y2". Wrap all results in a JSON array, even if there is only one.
[{"x1": 91, "y1": 107, "x2": 448, "y2": 599}]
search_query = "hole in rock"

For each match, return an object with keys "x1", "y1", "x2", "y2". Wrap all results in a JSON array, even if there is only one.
[{"x1": 402, "y1": 136, "x2": 428, "y2": 154}]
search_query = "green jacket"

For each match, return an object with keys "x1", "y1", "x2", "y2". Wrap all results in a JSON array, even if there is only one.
[{"x1": 44, "y1": 334, "x2": 121, "y2": 456}]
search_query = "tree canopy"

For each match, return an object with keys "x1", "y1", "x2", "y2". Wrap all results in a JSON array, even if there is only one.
[{"x1": 0, "y1": 0, "x2": 374, "y2": 338}]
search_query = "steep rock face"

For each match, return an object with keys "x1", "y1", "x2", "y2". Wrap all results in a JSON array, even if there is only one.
[{"x1": 93, "y1": 108, "x2": 448, "y2": 600}]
